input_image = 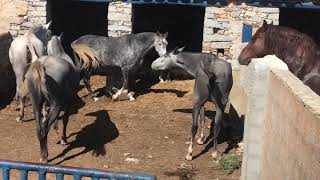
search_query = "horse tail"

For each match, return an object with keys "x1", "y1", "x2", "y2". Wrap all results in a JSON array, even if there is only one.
[
  {"x1": 71, "y1": 43, "x2": 100, "y2": 70},
  {"x1": 19, "y1": 79, "x2": 29, "y2": 99},
  {"x1": 26, "y1": 40, "x2": 38, "y2": 62},
  {"x1": 26, "y1": 61, "x2": 49, "y2": 101}
]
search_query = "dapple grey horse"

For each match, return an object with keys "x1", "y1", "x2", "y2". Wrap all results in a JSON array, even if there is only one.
[
  {"x1": 25, "y1": 34, "x2": 80, "y2": 163},
  {"x1": 151, "y1": 47, "x2": 233, "y2": 160},
  {"x1": 71, "y1": 31, "x2": 168, "y2": 101},
  {"x1": 9, "y1": 21, "x2": 52, "y2": 101}
]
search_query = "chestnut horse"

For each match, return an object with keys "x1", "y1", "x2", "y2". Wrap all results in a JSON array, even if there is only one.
[{"x1": 238, "y1": 20, "x2": 320, "y2": 95}]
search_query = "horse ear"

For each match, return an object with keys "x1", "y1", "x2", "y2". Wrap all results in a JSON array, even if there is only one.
[
  {"x1": 164, "y1": 32, "x2": 168, "y2": 38},
  {"x1": 43, "y1": 20, "x2": 52, "y2": 30},
  {"x1": 262, "y1": 20, "x2": 268, "y2": 31},
  {"x1": 178, "y1": 46, "x2": 185, "y2": 52},
  {"x1": 173, "y1": 46, "x2": 184, "y2": 55},
  {"x1": 58, "y1": 32, "x2": 64, "y2": 41}
]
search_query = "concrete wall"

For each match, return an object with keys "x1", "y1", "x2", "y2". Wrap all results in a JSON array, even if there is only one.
[
  {"x1": 261, "y1": 69, "x2": 320, "y2": 180},
  {"x1": 232, "y1": 55, "x2": 320, "y2": 180}
]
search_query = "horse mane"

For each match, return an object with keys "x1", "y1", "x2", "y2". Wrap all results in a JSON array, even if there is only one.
[
  {"x1": 131, "y1": 32, "x2": 156, "y2": 46},
  {"x1": 264, "y1": 25, "x2": 320, "y2": 58}
]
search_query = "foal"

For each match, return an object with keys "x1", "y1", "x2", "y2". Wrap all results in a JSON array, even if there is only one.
[
  {"x1": 25, "y1": 35, "x2": 80, "y2": 162},
  {"x1": 151, "y1": 47, "x2": 233, "y2": 160}
]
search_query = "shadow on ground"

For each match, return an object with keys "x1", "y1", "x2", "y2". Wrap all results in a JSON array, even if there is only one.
[{"x1": 50, "y1": 110, "x2": 119, "y2": 164}]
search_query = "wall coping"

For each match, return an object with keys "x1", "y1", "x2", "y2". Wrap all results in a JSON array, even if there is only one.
[{"x1": 269, "y1": 69, "x2": 320, "y2": 120}]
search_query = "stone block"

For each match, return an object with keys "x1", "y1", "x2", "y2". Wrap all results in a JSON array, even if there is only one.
[
  {"x1": 108, "y1": 13, "x2": 131, "y2": 21},
  {"x1": 231, "y1": 10, "x2": 241, "y2": 18},
  {"x1": 260, "y1": 8, "x2": 279, "y2": 13},
  {"x1": 32, "y1": 1, "x2": 46, "y2": 7},
  {"x1": 206, "y1": 7, "x2": 224, "y2": 14},
  {"x1": 204, "y1": 34, "x2": 232, "y2": 42},
  {"x1": 204, "y1": 19, "x2": 223, "y2": 29},
  {"x1": 268, "y1": 13, "x2": 279, "y2": 20},
  {"x1": 108, "y1": 25, "x2": 131, "y2": 32}
]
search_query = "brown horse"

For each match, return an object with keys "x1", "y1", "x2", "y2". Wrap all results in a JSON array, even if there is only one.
[{"x1": 238, "y1": 20, "x2": 320, "y2": 95}]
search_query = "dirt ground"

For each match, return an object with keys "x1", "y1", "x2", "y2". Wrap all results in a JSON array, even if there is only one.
[{"x1": 0, "y1": 76, "x2": 242, "y2": 180}]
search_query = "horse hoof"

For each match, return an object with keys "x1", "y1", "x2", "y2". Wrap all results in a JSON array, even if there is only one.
[
  {"x1": 128, "y1": 92, "x2": 135, "y2": 101},
  {"x1": 16, "y1": 117, "x2": 23, "y2": 123},
  {"x1": 93, "y1": 97, "x2": 99, "y2": 102},
  {"x1": 40, "y1": 158, "x2": 48, "y2": 163},
  {"x1": 197, "y1": 138, "x2": 204, "y2": 145},
  {"x1": 212, "y1": 151, "x2": 218, "y2": 159},
  {"x1": 185, "y1": 154, "x2": 193, "y2": 161},
  {"x1": 60, "y1": 139, "x2": 67, "y2": 145}
]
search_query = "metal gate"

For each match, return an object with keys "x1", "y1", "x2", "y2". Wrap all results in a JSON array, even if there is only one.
[{"x1": 0, "y1": 159, "x2": 156, "y2": 180}]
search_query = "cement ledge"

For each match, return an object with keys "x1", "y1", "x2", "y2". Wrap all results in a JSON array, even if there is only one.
[{"x1": 269, "y1": 69, "x2": 320, "y2": 120}]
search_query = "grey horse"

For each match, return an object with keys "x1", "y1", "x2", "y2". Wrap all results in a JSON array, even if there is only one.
[
  {"x1": 25, "y1": 34, "x2": 80, "y2": 163},
  {"x1": 151, "y1": 47, "x2": 233, "y2": 160},
  {"x1": 71, "y1": 31, "x2": 168, "y2": 101},
  {"x1": 9, "y1": 21, "x2": 52, "y2": 101}
]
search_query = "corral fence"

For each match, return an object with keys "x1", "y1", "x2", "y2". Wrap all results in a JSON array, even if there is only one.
[{"x1": 0, "y1": 159, "x2": 156, "y2": 180}]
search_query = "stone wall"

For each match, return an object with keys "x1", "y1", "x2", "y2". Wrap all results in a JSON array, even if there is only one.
[
  {"x1": 203, "y1": 3, "x2": 279, "y2": 69},
  {"x1": 0, "y1": 0, "x2": 47, "y2": 38},
  {"x1": 0, "y1": 0, "x2": 28, "y2": 36},
  {"x1": 107, "y1": 1, "x2": 132, "y2": 37}
]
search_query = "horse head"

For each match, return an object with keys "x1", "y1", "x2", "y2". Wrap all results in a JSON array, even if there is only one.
[
  {"x1": 30, "y1": 21, "x2": 52, "y2": 46},
  {"x1": 47, "y1": 33, "x2": 64, "y2": 56},
  {"x1": 151, "y1": 46, "x2": 185, "y2": 70},
  {"x1": 238, "y1": 20, "x2": 272, "y2": 65},
  {"x1": 154, "y1": 31, "x2": 168, "y2": 57}
]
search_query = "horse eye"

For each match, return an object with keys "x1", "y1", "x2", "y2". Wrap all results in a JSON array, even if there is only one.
[{"x1": 177, "y1": 60, "x2": 184, "y2": 65}]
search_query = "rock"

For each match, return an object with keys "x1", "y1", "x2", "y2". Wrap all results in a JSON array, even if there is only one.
[
  {"x1": 125, "y1": 157, "x2": 140, "y2": 164},
  {"x1": 124, "y1": 153, "x2": 131, "y2": 157}
]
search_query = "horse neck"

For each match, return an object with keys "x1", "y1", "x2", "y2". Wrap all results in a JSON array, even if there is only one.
[
  {"x1": 177, "y1": 53, "x2": 201, "y2": 78},
  {"x1": 48, "y1": 41, "x2": 65, "y2": 57},
  {"x1": 133, "y1": 33, "x2": 156, "y2": 55}
]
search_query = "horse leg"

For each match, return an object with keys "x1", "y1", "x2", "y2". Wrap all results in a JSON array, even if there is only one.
[
  {"x1": 16, "y1": 95, "x2": 26, "y2": 123},
  {"x1": 60, "y1": 108, "x2": 70, "y2": 145},
  {"x1": 83, "y1": 75, "x2": 98, "y2": 102},
  {"x1": 40, "y1": 104, "x2": 61, "y2": 163},
  {"x1": 186, "y1": 103, "x2": 202, "y2": 161},
  {"x1": 211, "y1": 81, "x2": 229, "y2": 159},
  {"x1": 113, "y1": 67, "x2": 134, "y2": 101},
  {"x1": 14, "y1": 73, "x2": 24, "y2": 101},
  {"x1": 197, "y1": 105, "x2": 205, "y2": 145},
  {"x1": 186, "y1": 77, "x2": 209, "y2": 161}
]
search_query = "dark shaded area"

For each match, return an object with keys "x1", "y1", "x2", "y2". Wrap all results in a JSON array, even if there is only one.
[
  {"x1": 173, "y1": 104, "x2": 244, "y2": 160},
  {"x1": 48, "y1": 0, "x2": 108, "y2": 57},
  {"x1": 0, "y1": 33, "x2": 15, "y2": 110},
  {"x1": 132, "y1": 4, "x2": 204, "y2": 81},
  {"x1": 164, "y1": 168, "x2": 198, "y2": 180},
  {"x1": 132, "y1": 4, "x2": 205, "y2": 52},
  {"x1": 50, "y1": 110, "x2": 119, "y2": 164},
  {"x1": 279, "y1": 8, "x2": 320, "y2": 45}
]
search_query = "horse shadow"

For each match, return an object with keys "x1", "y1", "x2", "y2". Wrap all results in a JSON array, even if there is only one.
[
  {"x1": 49, "y1": 110, "x2": 119, "y2": 164},
  {"x1": 173, "y1": 103, "x2": 244, "y2": 160}
]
